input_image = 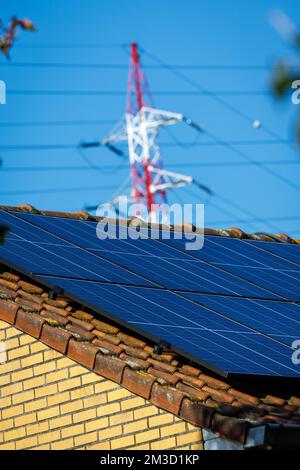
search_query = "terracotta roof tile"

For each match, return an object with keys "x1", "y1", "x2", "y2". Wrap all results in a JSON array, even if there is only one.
[
  {"x1": 94, "y1": 354, "x2": 127, "y2": 383},
  {"x1": 40, "y1": 323, "x2": 72, "y2": 353},
  {"x1": 92, "y1": 337, "x2": 124, "y2": 356},
  {"x1": 15, "y1": 309, "x2": 45, "y2": 338},
  {"x1": 91, "y1": 318, "x2": 119, "y2": 335},
  {"x1": 120, "y1": 344, "x2": 150, "y2": 360},
  {"x1": 176, "y1": 382, "x2": 210, "y2": 401},
  {"x1": 0, "y1": 298, "x2": 19, "y2": 323},
  {"x1": 66, "y1": 315, "x2": 94, "y2": 332},
  {"x1": 122, "y1": 369, "x2": 155, "y2": 399},
  {"x1": 151, "y1": 383, "x2": 185, "y2": 414},
  {"x1": 65, "y1": 323, "x2": 95, "y2": 341},
  {"x1": 211, "y1": 413, "x2": 249, "y2": 444},
  {"x1": 67, "y1": 338, "x2": 99, "y2": 369},
  {"x1": 92, "y1": 329, "x2": 122, "y2": 345},
  {"x1": 180, "y1": 398, "x2": 216, "y2": 428},
  {"x1": 148, "y1": 367, "x2": 180, "y2": 386},
  {"x1": 40, "y1": 309, "x2": 70, "y2": 327},
  {"x1": 119, "y1": 353, "x2": 149, "y2": 371}
]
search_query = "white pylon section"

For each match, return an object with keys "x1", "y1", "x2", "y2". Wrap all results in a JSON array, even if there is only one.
[{"x1": 102, "y1": 106, "x2": 197, "y2": 222}]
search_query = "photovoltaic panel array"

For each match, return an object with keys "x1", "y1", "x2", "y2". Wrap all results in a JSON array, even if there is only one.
[{"x1": 0, "y1": 209, "x2": 299, "y2": 379}]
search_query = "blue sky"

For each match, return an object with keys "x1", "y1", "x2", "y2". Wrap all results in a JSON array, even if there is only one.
[{"x1": 0, "y1": 0, "x2": 300, "y2": 236}]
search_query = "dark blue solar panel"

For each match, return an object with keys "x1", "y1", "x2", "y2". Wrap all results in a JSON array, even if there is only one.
[
  {"x1": 36, "y1": 277, "x2": 300, "y2": 378},
  {"x1": 244, "y1": 239, "x2": 300, "y2": 268},
  {"x1": 179, "y1": 293, "x2": 300, "y2": 346},
  {"x1": 12, "y1": 212, "x2": 278, "y2": 299},
  {"x1": 0, "y1": 211, "x2": 153, "y2": 286},
  {"x1": 160, "y1": 232, "x2": 300, "y2": 301}
]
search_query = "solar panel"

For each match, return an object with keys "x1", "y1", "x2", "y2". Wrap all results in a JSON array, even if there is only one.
[
  {"x1": 12, "y1": 212, "x2": 279, "y2": 299},
  {"x1": 0, "y1": 211, "x2": 154, "y2": 286},
  {"x1": 1, "y1": 209, "x2": 300, "y2": 380},
  {"x1": 179, "y1": 293, "x2": 300, "y2": 346},
  {"x1": 35, "y1": 277, "x2": 300, "y2": 378},
  {"x1": 244, "y1": 239, "x2": 300, "y2": 268},
  {"x1": 161, "y1": 233, "x2": 300, "y2": 301}
]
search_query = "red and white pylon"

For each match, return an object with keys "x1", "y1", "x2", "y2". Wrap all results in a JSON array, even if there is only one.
[{"x1": 102, "y1": 43, "x2": 208, "y2": 222}]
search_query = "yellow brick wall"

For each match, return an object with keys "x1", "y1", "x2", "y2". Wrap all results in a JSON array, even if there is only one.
[{"x1": 0, "y1": 321, "x2": 203, "y2": 450}]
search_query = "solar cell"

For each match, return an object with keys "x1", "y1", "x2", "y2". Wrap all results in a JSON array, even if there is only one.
[
  {"x1": 244, "y1": 239, "x2": 300, "y2": 268},
  {"x1": 36, "y1": 276, "x2": 300, "y2": 378},
  {"x1": 179, "y1": 293, "x2": 300, "y2": 346}
]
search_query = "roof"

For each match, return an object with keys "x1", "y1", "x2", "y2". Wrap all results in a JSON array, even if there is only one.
[{"x1": 0, "y1": 204, "x2": 300, "y2": 446}]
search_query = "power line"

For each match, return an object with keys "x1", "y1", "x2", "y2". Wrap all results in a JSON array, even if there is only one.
[
  {"x1": 141, "y1": 47, "x2": 294, "y2": 148},
  {"x1": 0, "y1": 61, "x2": 289, "y2": 70},
  {"x1": 1, "y1": 159, "x2": 300, "y2": 172},
  {"x1": 0, "y1": 119, "x2": 117, "y2": 127},
  {"x1": 0, "y1": 184, "x2": 117, "y2": 196},
  {"x1": 1, "y1": 140, "x2": 298, "y2": 152},
  {"x1": 7, "y1": 89, "x2": 274, "y2": 96}
]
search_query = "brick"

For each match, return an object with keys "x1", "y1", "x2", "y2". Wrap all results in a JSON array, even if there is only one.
[
  {"x1": 24, "y1": 397, "x2": 47, "y2": 412},
  {"x1": 4, "y1": 426, "x2": 26, "y2": 441},
  {"x1": 47, "y1": 391, "x2": 70, "y2": 406},
  {"x1": 94, "y1": 380, "x2": 119, "y2": 393},
  {"x1": 35, "y1": 383, "x2": 58, "y2": 398},
  {"x1": 149, "y1": 413, "x2": 173, "y2": 427},
  {"x1": 27, "y1": 421, "x2": 49, "y2": 436},
  {"x1": 0, "y1": 418, "x2": 13, "y2": 431},
  {"x1": 60, "y1": 399, "x2": 83, "y2": 414},
  {"x1": 73, "y1": 408, "x2": 96, "y2": 423},
  {"x1": 37, "y1": 405, "x2": 60, "y2": 421},
  {"x1": 179, "y1": 398, "x2": 215, "y2": 428},
  {"x1": 14, "y1": 413, "x2": 36, "y2": 427},
  {"x1": 150, "y1": 383, "x2": 184, "y2": 415},
  {"x1": 121, "y1": 396, "x2": 145, "y2": 411},
  {"x1": 135, "y1": 428, "x2": 160, "y2": 444},
  {"x1": 0, "y1": 396, "x2": 12, "y2": 410},
  {"x1": 81, "y1": 374, "x2": 103, "y2": 385},
  {"x1": 47, "y1": 369, "x2": 69, "y2": 384},
  {"x1": 0, "y1": 359, "x2": 21, "y2": 375},
  {"x1": 4, "y1": 336, "x2": 19, "y2": 350},
  {"x1": 12, "y1": 389, "x2": 35, "y2": 405},
  {"x1": 58, "y1": 377, "x2": 81, "y2": 392},
  {"x1": 51, "y1": 438, "x2": 74, "y2": 450},
  {"x1": 8, "y1": 344, "x2": 30, "y2": 360},
  {"x1": 85, "y1": 417, "x2": 109, "y2": 432},
  {"x1": 0, "y1": 442, "x2": 16, "y2": 450},
  {"x1": 94, "y1": 354, "x2": 127, "y2": 383},
  {"x1": 134, "y1": 406, "x2": 158, "y2": 420},
  {"x1": 211, "y1": 413, "x2": 249, "y2": 444},
  {"x1": 49, "y1": 415, "x2": 72, "y2": 429},
  {"x1": 61, "y1": 423, "x2": 84, "y2": 438},
  {"x1": 21, "y1": 352, "x2": 44, "y2": 368},
  {"x1": 70, "y1": 384, "x2": 94, "y2": 400},
  {"x1": 160, "y1": 422, "x2": 186, "y2": 437},
  {"x1": 38, "y1": 430, "x2": 60, "y2": 445},
  {"x1": 107, "y1": 387, "x2": 132, "y2": 402},
  {"x1": 33, "y1": 360, "x2": 56, "y2": 376},
  {"x1": 123, "y1": 418, "x2": 147, "y2": 434},
  {"x1": 86, "y1": 441, "x2": 110, "y2": 450},
  {"x1": 175, "y1": 431, "x2": 202, "y2": 446},
  {"x1": 15, "y1": 435, "x2": 38, "y2": 449},
  {"x1": 55, "y1": 356, "x2": 74, "y2": 368},
  {"x1": 20, "y1": 334, "x2": 35, "y2": 345},
  {"x1": 69, "y1": 364, "x2": 88, "y2": 377},
  {"x1": 40, "y1": 323, "x2": 72, "y2": 353},
  {"x1": 30, "y1": 341, "x2": 48, "y2": 353},
  {"x1": 150, "y1": 437, "x2": 176, "y2": 450},
  {"x1": 109, "y1": 411, "x2": 134, "y2": 426},
  {"x1": 74, "y1": 431, "x2": 97, "y2": 447},
  {"x1": 97, "y1": 402, "x2": 120, "y2": 417},
  {"x1": 111, "y1": 435, "x2": 135, "y2": 449},
  {"x1": 83, "y1": 394, "x2": 107, "y2": 409},
  {"x1": 2, "y1": 381, "x2": 23, "y2": 396},
  {"x1": 23, "y1": 375, "x2": 45, "y2": 391},
  {"x1": 67, "y1": 338, "x2": 99, "y2": 369}
]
